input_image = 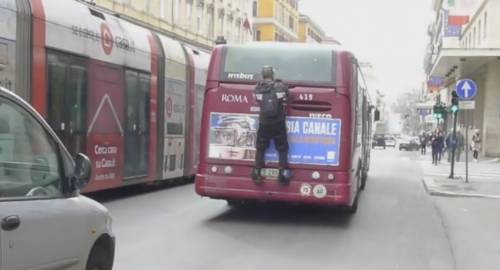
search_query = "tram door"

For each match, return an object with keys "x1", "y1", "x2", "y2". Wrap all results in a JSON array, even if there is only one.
[
  {"x1": 124, "y1": 70, "x2": 150, "y2": 179},
  {"x1": 47, "y1": 51, "x2": 87, "y2": 156}
]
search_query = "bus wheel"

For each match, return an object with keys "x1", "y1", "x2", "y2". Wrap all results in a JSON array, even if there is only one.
[
  {"x1": 346, "y1": 195, "x2": 359, "y2": 214},
  {"x1": 226, "y1": 200, "x2": 245, "y2": 207},
  {"x1": 360, "y1": 172, "x2": 368, "y2": 190}
]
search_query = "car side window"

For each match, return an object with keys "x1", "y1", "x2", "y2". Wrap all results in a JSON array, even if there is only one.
[{"x1": 0, "y1": 97, "x2": 63, "y2": 199}]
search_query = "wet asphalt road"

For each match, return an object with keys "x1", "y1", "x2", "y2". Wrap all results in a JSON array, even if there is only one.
[{"x1": 94, "y1": 149, "x2": 457, "y2": 270}]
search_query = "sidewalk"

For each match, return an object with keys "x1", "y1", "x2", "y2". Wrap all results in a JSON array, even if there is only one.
[
  {"x1": 422, "y1": 177, "x2": 500, "y2": 199},
  {"x1": 418, "y1": 151, "x2": 500, "y2": 199}
]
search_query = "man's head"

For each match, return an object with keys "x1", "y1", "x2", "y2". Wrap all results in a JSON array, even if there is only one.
[{"x1": 262, "y1": 66, "x2": 274, "y2": 80}]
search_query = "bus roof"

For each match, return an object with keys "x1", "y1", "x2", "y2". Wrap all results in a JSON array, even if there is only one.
[{"x1": 218, "y1": 42, "x2": 354, "y2": 55}]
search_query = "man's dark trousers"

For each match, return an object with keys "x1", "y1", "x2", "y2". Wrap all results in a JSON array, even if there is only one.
[{"x1": 255, "y1": 121, "x2": 288, "y2": 169}]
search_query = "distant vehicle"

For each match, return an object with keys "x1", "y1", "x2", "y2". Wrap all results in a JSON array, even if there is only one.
[
  {"x1": 398, "y1": 136, "x2": 420, "y2": 151},
  {"x1": 372, "y1": 134, "x2": 386, "y2": 149},
  {"x1": 196, "y1": 42, "x2": 376, "y2": 213},
  {"x1": 0, "y1": 87, "x2": 114, "y2": 270},
  {"x1": 384, "y1": 135, "x2": 397, "y2": 148}
]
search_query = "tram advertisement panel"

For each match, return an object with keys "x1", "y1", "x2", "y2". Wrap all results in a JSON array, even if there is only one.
[
  {"x1": 85, "y1": 63, "x2": 125, "y2": 191},
  {"x1": 208, "y1": 113, "x2": 341, "y2": 166}
]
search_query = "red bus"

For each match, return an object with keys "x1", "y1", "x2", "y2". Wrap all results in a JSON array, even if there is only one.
[
  {"x1": 196, "y1": 43, "x2": 374, "y2": 212},
  {"x1": 0, "y1": 0, "x2": 210, "y2": 192}
]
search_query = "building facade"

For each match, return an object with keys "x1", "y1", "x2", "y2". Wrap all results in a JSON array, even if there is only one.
[
  {"x1": 252, "y1": 0, "x2": 299, "y2": 42},
  {"x1": 298, "y1": 14, "x2": 325, "y2": 43},
  {"x1": 90, "y1": 0, "x2": 253, "y2": 50},
  {"x1": 425, "y1": 0, "x2": 500, "y2": 157}
]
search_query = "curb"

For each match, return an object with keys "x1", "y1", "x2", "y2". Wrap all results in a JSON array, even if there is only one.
[{"x1": 422, "y1": 177, "x2": 500, "y2": 200}]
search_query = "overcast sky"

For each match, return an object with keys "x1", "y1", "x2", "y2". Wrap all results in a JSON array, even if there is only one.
[{"x1": 300, "y1": 0, "x2": 433, "y2": 102}]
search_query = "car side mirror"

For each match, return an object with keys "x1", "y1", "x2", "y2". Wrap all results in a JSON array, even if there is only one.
[
  {"x1": 71, "y1": 153, "x2": 91, "y2": 191},
  {"x1": 374, "y1": 109, "x2": 381, "y2": 122}
]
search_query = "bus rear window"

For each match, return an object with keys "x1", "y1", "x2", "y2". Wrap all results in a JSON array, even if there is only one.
[{"x1": 222, "y1": 46, "x2": 336, "y2": 85}]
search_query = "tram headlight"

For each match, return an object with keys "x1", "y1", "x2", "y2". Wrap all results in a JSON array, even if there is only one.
[
  {"x1": 312, "y1": 171, "x2": 320, "y2": 180},
  {"x1": 224, "y1": 166, "x2": 233, "y2": 174}
]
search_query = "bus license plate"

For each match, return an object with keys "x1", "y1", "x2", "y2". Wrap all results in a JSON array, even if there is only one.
[{"x1": 261, "y1": 168, "x2": 279, "y2": 179}]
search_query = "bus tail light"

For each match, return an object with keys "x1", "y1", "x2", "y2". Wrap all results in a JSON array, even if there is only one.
[{"x1": 224, "y1": 166, "x2": 233, "y2": 174}]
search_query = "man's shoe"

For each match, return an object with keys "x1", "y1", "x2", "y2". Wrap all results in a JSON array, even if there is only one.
[
  {"x1": 278, "y1": 168, "x2": 291, "y2": 185},
  {"x1": 251, "y1": 168, "x2": 263, "y2": 184}
]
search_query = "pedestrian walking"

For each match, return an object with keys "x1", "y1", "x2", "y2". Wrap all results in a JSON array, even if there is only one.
[
  {"x1": 445, "y1": 131, "x2": 456, "y2": 163},
  {"x1": 420, "y1": 132, "x2": 427, "y2": 155},
  {"x1": 436, "y1": 132, "x2": 445, "y2": 163},
  {"x1": 471, "y1": 130, "x2": 481, "y2": 162},
  {"x1": 431, "y1": 135, "x2": 439, "y2": 166}
]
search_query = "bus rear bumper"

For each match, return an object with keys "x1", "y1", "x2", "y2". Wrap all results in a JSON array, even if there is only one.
[{"x1": 195, "y1": 174, "x2": 353, "y2": 206}]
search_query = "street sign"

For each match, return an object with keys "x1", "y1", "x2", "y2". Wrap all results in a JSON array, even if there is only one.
[
  {"x1": 455, "y1": 79, "x2": 477, "y2": 100},
  {"x1": 459, "y1": 100, "x2": 475, "y2": 110}
]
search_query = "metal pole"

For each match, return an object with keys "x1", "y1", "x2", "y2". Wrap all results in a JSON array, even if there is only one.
[
  {"x1": 449, "y1": 111, "x2": 458, "y2": 179},
  {"x1": 465, "y1": 110, "x2": 469, "y2": 183}
]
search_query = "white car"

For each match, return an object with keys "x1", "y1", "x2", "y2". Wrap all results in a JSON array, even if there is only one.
[
  {"x1": 384, "y1": 136, "x2": 397, "y2": 147},
  {"x1": 0, "y1": 87, "x2": 114, "y2": 270}
]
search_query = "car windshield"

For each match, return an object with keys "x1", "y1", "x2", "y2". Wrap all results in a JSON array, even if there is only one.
[{"x1": 0, "y1": 98, "x2": 62, "y2": 199}]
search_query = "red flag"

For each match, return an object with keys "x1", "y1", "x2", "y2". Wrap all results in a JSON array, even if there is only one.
[
  {"x1": 243, "y1": 17, "x2": 253, "y2": 34},
  {"x1": 448, "y1": 15, "x2": 469, "y2": 26}
]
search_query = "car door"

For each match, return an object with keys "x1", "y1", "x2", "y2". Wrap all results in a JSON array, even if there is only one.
[{"x1": 0, "y1": 95, "x2": 88, "y2": 269}]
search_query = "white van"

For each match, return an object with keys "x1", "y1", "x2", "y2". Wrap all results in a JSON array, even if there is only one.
[{"x1": 0, "y1": 87, "x2": 114, "y2": 270}]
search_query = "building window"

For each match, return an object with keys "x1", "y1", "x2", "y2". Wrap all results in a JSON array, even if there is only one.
[
  {"x1": 186, "y1": 1, "x2": 193, "y2": 30},
  {"x1": 473, "y1": 27, "x2": 476, "y2": 47},
  {"x1": 255, "y1": 30, "x2": 261, "y2": 41},
  {"x1": 289, "y1": 15, "x2": 294, "y2": 30},
  {"x1": 484, "y1": 12, "x2": 487, "y2": 38},
  {"x1": 196, "y1": 4, "x2": 203, "y2": 34},
  {"x1": 252, "y1": 0, "x2": 257, "y2": 17},
  {"x1": 174, "y1": 0, "x2": 181, "y2": 24},
  {"x1": 207, "y1": 9, "x2": 214, "y2": 39},
  {"x1": 478, "y1": 20, "x2": 481, "y2": 46},
  {"x1": 281, "y1": 4, "x2": 285, "y2": 24},
  {"x1": 218, "y1": 15, "x2": 224, "y2": 37},
  {"x1": 237, "y1": 20, "x2": 242, "y2": 43},
  {"x1": 160, "y1": 0, "x2": 166, "y2": 19}
]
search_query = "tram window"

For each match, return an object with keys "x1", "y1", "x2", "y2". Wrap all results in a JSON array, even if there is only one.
[
  {"x1": 165, "y1": 79, "x2": 186, "y2": 136},
  {"x1": 125, "y1": 70, "x2": 138, "y2": 130},
  {"x1": 125, "y1": 70, "x2": 150, "y2": 132},
  {"x1": 47, "y1": 52, "x2": 88, "y2": 133},
  {"x1": 47, "y1": 55, "x2": 66, "y2": 131},
  {"x1": 166, "y1": 123, "x2": 183, "y2": 135},
  {"x1": 124, "y1": 69, "x2": 150, "y2": 177},
  {"x1": 67, "y1": 65, "x2": 87, "y2": 133},
  {"x1": 169, "y1": 155, "x2": 176, "y2": 171},
  {"x1": 138, "y1": 74, "x2": 150, "y2": 132}
]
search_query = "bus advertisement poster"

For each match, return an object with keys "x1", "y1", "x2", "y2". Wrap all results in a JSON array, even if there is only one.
[{"x1": 208, "y1": 112, "x2": 341, "y2": 166}]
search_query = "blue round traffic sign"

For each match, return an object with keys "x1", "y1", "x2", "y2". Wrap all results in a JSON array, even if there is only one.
[{"x1": 455, "y1": 79, "x2": 477, "y2": 100}]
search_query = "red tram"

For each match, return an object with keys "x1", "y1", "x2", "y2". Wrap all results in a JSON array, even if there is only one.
[{"x1": 0, "y1": 0, "x2": 210, "y2": 192}]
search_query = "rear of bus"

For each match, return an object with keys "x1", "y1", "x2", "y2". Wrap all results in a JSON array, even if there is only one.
[{"x1": 195, "y1": 43, "x2": 359, "y2": 208}]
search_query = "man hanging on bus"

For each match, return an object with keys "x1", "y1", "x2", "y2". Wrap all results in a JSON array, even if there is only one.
[{"x1": 251, "y1": 66, "x2": 291, "y2": 185}]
